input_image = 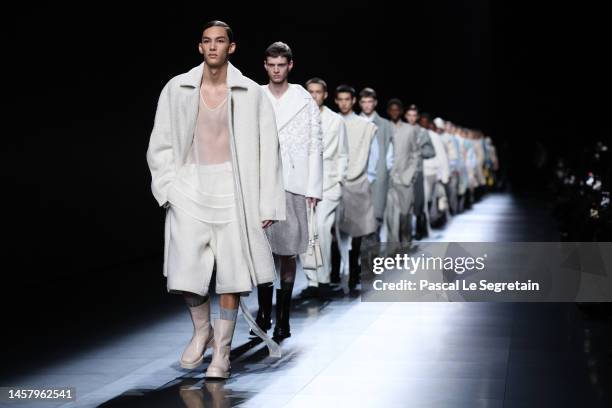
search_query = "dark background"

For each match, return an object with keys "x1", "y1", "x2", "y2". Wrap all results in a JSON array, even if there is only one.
[{"x1": 4, "y1": 1, "x2": 605, "y2": 374}]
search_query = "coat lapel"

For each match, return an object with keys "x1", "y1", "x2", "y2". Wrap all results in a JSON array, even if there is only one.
[
  {"x1": 178, "y1": 61, "x2": 249, "y2": 89},
  {"x1": 371, "y1": 111, "x2": 381, "y2": 126},
  {"x1": 176, "y1": 62, "x2": 249, "y2": 162},
  {"x1": 177, "y1": 64, "x2": 202, "y2": 164},
  {"x1": 264, "y1": 84, "x2": 309, "y2": 132},
  {"x1": 321, "y1": 106, "x2": 336, "y2": 135}
]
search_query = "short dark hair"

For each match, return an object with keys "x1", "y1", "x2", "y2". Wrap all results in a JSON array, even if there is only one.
[
  {"x1": 202, "y1": 20, "x2": 234, "y2": 42},
  {"x1": 387, "y1": 98, "x2": 404, "y2": 110},
  {"x1": 420, "y1": 112, "x2": 432, "y2": 121},
  {"x1": 359, "y1": 87, "x2": 377, "y2": 100},
  {"x1": 306, "y1": 77, "x2": 328, "y2": 92},
  {"x1": 265, "y1": 41, "x2": 293, "y2": 62},
  {"x1": 407, "y1": 104, "x2": 419, "y2": 113},
  {"x1": 335, "y1": 84, "x2": 356, "y2": 97}
]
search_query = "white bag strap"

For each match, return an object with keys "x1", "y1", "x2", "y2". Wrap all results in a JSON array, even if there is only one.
[{"x1": 239, "y1": 298, "x2": 281, "y2": 358}]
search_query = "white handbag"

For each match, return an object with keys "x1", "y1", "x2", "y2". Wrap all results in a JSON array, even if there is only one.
[{"x1": 300, "y1": 205, "x2": 324, "y2": 271}]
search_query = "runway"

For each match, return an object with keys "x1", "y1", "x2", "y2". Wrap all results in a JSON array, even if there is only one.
[{"x1": 4, "y1": 193, "x2": 611, "y2": 407}]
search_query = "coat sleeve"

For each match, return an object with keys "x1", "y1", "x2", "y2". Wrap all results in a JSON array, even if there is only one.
[
  {"x1": 367, "y1": 129, "x2": 379, "y2": 184},
  {"x1": 404, "y1": 128, "x2": 421, "y2": 186},
  {"x1": 337, "y1": 120, "x2": 349, "y2": 185},
  {"x1": 306, "y1": 99, "x2": 323, "y2": 199},
  {"x1": 146, "y1": 81, "x2": 175, "y2": 208},
  {"x1": 419, "y1": 129, "x2": 436, "y2": 159},
  {"x1": 258, "y1": 90, "x2": 286, "y2": 222}
]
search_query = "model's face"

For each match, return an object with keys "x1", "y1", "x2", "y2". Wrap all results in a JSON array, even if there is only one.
[
  {"x1": 307, "y1": 83, "x2": 327, "y2": 107},
  {"x1": 359, "y1": 97, "x2": 377, "y2": 115},
  {"x1": 264, "y1": 56, "x2": 293, "y2": 84},
  {"x1": 335, "y1": 92, "x2": 356, "y2": 114},
  {"x1": 420, "y1": 117, "x2": 431, "y2": 129},
  {"x1": 405, "y1": 109, "x2": 418, "y2": 125},
  {"x1": 198, "y1": 26, "x2": 235, "y2": 67},
  {"x1": 387, "y1": 104, "x2": 402, "y2": 122}
]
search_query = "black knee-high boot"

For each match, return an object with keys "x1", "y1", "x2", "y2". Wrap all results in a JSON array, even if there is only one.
[
  {"x1": 416, "y1": 213, "x2": 429, "y2": 239},
  {"x1": 273, "y1": 281, "x2": 293, "y2": 341},
  {"x1": 249, "y1": 283, "x2": 273, "y2": 337},
  {"x1": 330, "y1": 238, "x2": 341, "y2": 284}
]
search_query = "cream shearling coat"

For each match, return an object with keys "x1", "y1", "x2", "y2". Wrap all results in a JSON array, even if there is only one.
[{"x1": 146, "y1": 61, "x2": 286, "y2": 288}]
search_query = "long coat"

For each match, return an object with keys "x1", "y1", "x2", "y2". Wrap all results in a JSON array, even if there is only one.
[
  {"x1": 337, "y1": 113, "x2": 378, "y2": 237},
  {"x1": 385, "y1": 122, "x2": 421, "y2": 242},
  {"x1": 146, "y1": 61, "x2": 286, "y2": 287},
  {"x1": 368, "y1": 112, "x2": 394, "y2": 221},
  {"x1": 321, "y1": 106, "x2": 348, "y2": 195}
]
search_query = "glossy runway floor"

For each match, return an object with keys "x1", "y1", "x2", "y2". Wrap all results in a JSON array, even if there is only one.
[{"x1": 4, "y1": 194, "x2": 612, "y2": 407}]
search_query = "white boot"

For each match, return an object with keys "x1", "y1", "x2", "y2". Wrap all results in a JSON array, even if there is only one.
[
  {"x1": 180, "y1": 298, "x2": 215, "y2": 369},
  {"x1": 205, "y1": 318, "x2": 236, "y2": 379}
]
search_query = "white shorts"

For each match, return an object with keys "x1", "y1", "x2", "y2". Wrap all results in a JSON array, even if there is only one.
[{"x1": 163, "y1": 162, "x2": 252, "y2": 296}]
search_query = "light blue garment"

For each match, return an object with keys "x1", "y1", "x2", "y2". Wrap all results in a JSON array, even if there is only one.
[
  {"x1": 366, "y1": 130, "x2": 394, "y2": 183},
  {"x1": 386, "y1": 142, "x2": 394, "y2": 171}
]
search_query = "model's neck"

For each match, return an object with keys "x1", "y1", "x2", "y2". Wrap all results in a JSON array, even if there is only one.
[
  {"x1": 202, "y1": 62, "x2": 228, "y2": 87},
  {"x1": 341, "y1": 110, "x2": 354, "y2": 117},
  {"x1": 363, "y1": 111, "x2": 375, "y2": 118},
  {"x1": 267, "y1": 81, "x2": 289, "y2": 98}
]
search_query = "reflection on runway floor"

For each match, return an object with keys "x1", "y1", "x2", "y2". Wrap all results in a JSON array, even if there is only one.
[{"x1": 5, "y1": 194, "x2": 612, "y2": 407}]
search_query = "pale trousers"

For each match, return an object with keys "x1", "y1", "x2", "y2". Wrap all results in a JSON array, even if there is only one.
[{"x1": 303, "y1": 184, "x2": 341, "y2": 287}]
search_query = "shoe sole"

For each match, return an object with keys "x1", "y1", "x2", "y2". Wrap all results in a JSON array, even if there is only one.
[
  {"x1": 179, "y1": 336, "x2": 215, "y2": 369},
  {"x1": 204, "y1": 373, "x2": 230, "y2": 381},
  {"x1": 205, "y1": 368, "x2": 230, "y2": 379}
]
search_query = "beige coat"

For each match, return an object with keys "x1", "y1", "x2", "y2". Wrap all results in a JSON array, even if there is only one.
[
  {"x1": 390, "y1": 122, "x2": 420, "y2": 187},
  {"x1": 321, "y1": 106, "x2": 349, "y2": 194},
  {"x1": 336, "y1": 113, "x2": 378, "y2": 237},
  {"x1": 146, "y1": 61, "x2": 286, "y2": 287}
]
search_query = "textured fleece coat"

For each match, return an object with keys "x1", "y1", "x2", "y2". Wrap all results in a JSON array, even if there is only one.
[{"x1": 146, "y1": 61, "x2": 286, "y2": 288}]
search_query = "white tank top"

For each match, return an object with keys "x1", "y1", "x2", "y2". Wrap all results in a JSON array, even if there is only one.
[{"x1": 186, "y1": 90, "x2": 231, "y2": 165}]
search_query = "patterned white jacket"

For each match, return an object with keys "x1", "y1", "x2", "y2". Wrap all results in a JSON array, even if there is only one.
[{"x1": 262, "y1": 84, "x2": 323, "y2": 199}]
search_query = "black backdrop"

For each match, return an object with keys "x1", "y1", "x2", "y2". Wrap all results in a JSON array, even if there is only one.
[{"x1": 4, "y1": 1, "x2": 604, "y2": 372}]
